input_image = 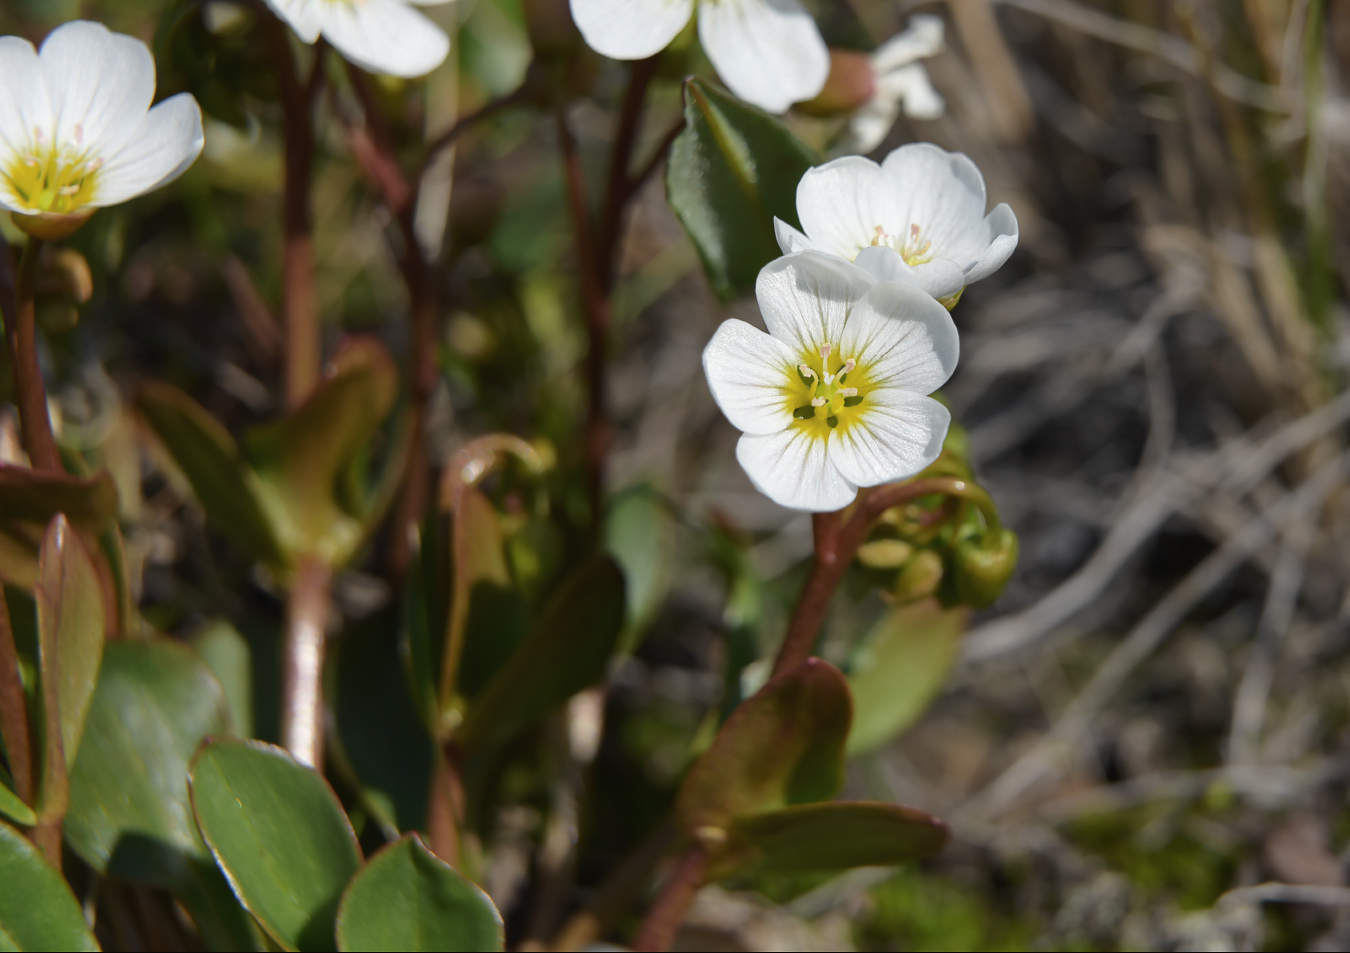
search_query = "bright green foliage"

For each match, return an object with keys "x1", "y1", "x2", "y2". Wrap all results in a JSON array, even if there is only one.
[
  {"x1": 677, "y1": 658, "x2": 852, "y2": 831},
  {"x1": 605, "y1": 485, "x2": 675, "y2": 651},
  {"x1": 847, "y1": 600, "x2": 968, "y2": 755},
  {"x1": 855, "y1": 867, "x2": 1037, "y2": 952},
  {"x1": 0, "y1": 821, "x2": 99, "y2": 951},
  {"x1": 335, "y1": 835, "x2": 504, "y2": 952},
  {"x1": 191, "y1": 739, "x2": 363, "y2": 951},
  {"x1": 666, "y1": 78, "x2": 817, "y2": 299},
  {"x1": 712, "y1": 801, "x2": 948, "y2": 879},
  {"x1": 66, "y1": 640, "x2": 262, "y2": 951},
  {"x1": 0, "y1": 781, "x2": 33, "y2": 827},
  {"x1": 458, "y1": 555, "x2": 626, "y2": 751},
  {"x1": 190, "y1": 619, "x2": 255, "y2": 738}
]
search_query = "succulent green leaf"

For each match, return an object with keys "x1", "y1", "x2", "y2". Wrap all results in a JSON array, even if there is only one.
[
  {"x1": 191, "y1": 739, "x2": 363, "y2": 952},
  {"x1": 605, "y1": 485, "x2": 674, "y2": 651},
  {"x1": 710, "y1": 801, "x2": 949, "y2": 879},
  {"x1": 0, "y1": 466, "x2": 118, "y2": 589},
  {"x1": 846, "y1": 600, "x2": 968, "y2": 756},
  {"x1": 676, "y1": 658, "x2": 851, "y2": 832},
  {"x1": 457, "y1": 555, "x2": 625, "y2": 752},
  {"x1": 34, "y1": 515, "x2": 105, "y2": 820},
  {"x1": 137, "y1": 380, "x2": 286, "y2": 568},
  {"x1": 190, "y1": 619, "x2": 255, "y2": 738},
  {"x1": 665, "y1": 78, "x2": 818, "y2": 299},
  {"x1": 439, "y1": 488, "x2": 511, "y2": 715},
  {"x1": 0, "y1": 780, "x2": 33, "y2": 827},
  {"x1": 335, "y1": 835, "x2": 504, "y2": 952},
  {"x1": 0, "y1": 821, "x2": 99, "y2": 951},
  {"x1": 244, "y1": 338, "x2": 399, "y2": 568},
  {"x1": 66, "y1": 640, "x2": 261, "y2": 951}
]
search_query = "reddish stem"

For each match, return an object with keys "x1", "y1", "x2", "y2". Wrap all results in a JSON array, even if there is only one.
[
  {"x1": 773, "y1": 477, "x2": 976, "y2": 677},
  {"x1": 0, "y1": 591, "x2": 31, "y2": 807},
  {"x1": 631, "y1": 845, "x2": 707, "y2": 952},
  {"x1": 281, "y1": 557, "x2": 332, "y2": 770},
  {"x1": 0, "y1": 239, "x2": 60, "y2": 471}
]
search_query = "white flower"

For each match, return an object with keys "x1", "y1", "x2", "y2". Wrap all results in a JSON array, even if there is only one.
[
  {"x1": 842, "y1": 15, "x2": 945, "y2": 154},
  {"x1": 570, "y1": 0, "x2": 828, "y2": 114},
  {"x1": 774, "y1": 143, "x2": 1018, "y2": 302},
  {"x1": 264, "y1": 0, "x2": 453, "y2": 79},
  {"x1": 703, "y1": 251, "x2": 958, "y2": 512},
  {"x1": 0, "y1": 21, "x2": 204, "y2": 239}
]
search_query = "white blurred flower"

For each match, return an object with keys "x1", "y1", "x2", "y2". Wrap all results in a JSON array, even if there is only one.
[
  {"x1": 842, "y1": 15, "x2": 945, "y2": 154},
  {"x1": 702, "y1": 251, "x2": 957, "y2": 512},
  {"x1": 774, "y1": 143, "x2": 1018, "y2": 302},
  {"x1": 0, "y1": 21, "x2": 204, "y2": 239},
  {"x1": 570, "y1": 0, "x2": 828, "y2": 114},
  {"x1": 263, "y1": 0, "x2": 453, "y2": 78}
]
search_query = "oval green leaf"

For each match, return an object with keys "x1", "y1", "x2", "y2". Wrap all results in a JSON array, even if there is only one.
[
  {"x1": 676, "y1": 657, "x2": 852, "y2": 832},
  {"x1": 665, "y1": 78, "x2": 817, "y2": 300},
  {"x1": 711, "y1": 800, "x2": 949, "y2": 879},
  {"x1": 191, "y1": 739, "x2": 363, "y2": 951},
  {"x1": 0, "y1": 821, "x2": 99, "y2": 951},
  {"x1": 66, "y1": 640, "x2": 261, "y2": 951},
  {"x1": 846, "y1": 600, "x2": 968, "y2": 756},
  {"x1": 0, "y1": 780, "x2": 33, "y2": 827},
  {"x1": 457, "y1": 555, "x2": 626, "y2": 752},
  {"x1": 335, "y1": 835, "x2": 503, "y2": 952}
]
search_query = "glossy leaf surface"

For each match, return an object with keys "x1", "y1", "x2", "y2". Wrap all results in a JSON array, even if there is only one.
[
  {"x1": 138, "y1": 380, "x2": 285, "y2": 567},
  {"x1": 677, "y1": 657, "x2": 851, "y2": 831},
  {"x1": 0, "y1": 464, "x2": 116, "y2": 593},
  {"x1": 457, "y1": 555, "x2": 625, "y2": 752},
  {"x1": 0, "y1": 821, "x2": 99, "y2": 951},
  {"x1": 191, "y1": 739, "x2": 362, "y2": 951},
  {"x1": 35, "y1": 516, "x2": 105, "y2": 819},
  {"x1": 0, "y1": 781, "x2": 33, "y2": 827},
  {"x1": 66, "y1": 641, "x2": 261, "y2": 951},
  {"x1": 439, "y1": 487, "x2": 510, "y2": 714},
  {"x1": 335, "y1": 835, "x2": 503, "y2": 952},
  {"x1": 665, "y1": 78, "x2": 817, "y2": 299},
  {"x1": 605, "y1": 485, "x2": 673, "y2": 651},
  {"x1": 711, "y1": 801, "x2": 949, "y2": 878},
  {"x1": 244, "y1": 338, "x2": 398, "y2": 568},
  {"x1": 847, "y1": 600, "x2": 968, "y2": 756},
  {"x1": 190, "y1": 619, "x2": 254, "y2": 738}
]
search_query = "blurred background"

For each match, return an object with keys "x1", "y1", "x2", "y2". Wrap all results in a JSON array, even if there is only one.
[{"x1": 6, "y1": 0, "x2": 1350, "y2": 949}]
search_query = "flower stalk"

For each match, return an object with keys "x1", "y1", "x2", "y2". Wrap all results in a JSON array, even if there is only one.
[
  {"x1": 3, "y1": 239, "x2": 61, "y2": 472},
  {"x1": 280, "y1": 556, "x2": 332, "y2": 770},
  {"x1": 631, "y1": 844, "x2": 708, "y2": 952}
]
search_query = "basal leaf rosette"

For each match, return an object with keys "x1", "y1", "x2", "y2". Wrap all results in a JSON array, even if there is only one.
[
  {"x1": 774, "y1": 143, "x2": 1019, "y2": 305},
  {"x1": 264, "y1": 0, "x2": 454, "y2": 79},
  {"x1": 702, "y1": 251, "x2": 958, "y2": 512},
  {"x1": 0, "y1": 22, "x2": 203, "y2": 240},
  {"x1": 570, "y1": 0, "x2": 828, "y2": 114}
]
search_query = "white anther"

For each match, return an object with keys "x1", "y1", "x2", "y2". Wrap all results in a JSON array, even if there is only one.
[
  {"x1": 74, "y1": 124, "x2": 84, "y2": 145},
  {"x1": 842, "y1": 359, "x2": 856, "y2": 374},
  {"x1": 86, "y1": 157, "x2": 103, "y2": 172},
  {"x1": 820, "y1": 343, "x2": 832, "y2": 359},
  {"x1": 58, "y1": 185, "x2": 79, "y2": 195},
  {"x1": 840, "y1": 387, "x2": 858, "y2": 397},
  {"x1": 811, "y1": 397, "x2": 827, "y2": 407},
  {"x1": 34, "y1": 127, "x2": 45, "y2": 145},
  {"x1": 798, "y1": 364, "x2": 815, "y2": 379}
]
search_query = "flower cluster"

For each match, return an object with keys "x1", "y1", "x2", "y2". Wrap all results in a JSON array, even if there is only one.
[{"x1": 703, "y1": 143, "x2": 1018, "y2": 512}]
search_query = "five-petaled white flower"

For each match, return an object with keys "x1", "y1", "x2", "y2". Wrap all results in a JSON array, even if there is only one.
[
  {"x1": 570, "y1": 0, "x2": 828, "y2": 115},
  {"x1": 841, "y1": 15, "x2": 946, "y2": 155},
  {"x1": 703, "y1": 251, "x2": 958, "y2": 512},
  {"x1": 775, "y1": 143, "x2": 1018, "y2": 303},
  {"x1": 264, "y1": 0, "x2": 453, "y2": 79},
  {"x1": 0, "y1": 21, "x2": 204, "y2": 239}
]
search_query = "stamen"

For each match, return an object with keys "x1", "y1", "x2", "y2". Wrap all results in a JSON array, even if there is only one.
[
  {"x1": 820, "y1": 343, "x2": 831, "y2": 359},
  {"x1": 74, "y1": 124, "x2": 83, "y2": 145},
  {"x1": 33, "y1": 127, "x2": 44, "y2": 145},
  {"x1": 910, "y1": 223, "x2": 921, "y2": 241},
  {"x1": 839, "y1": 387, "x2": 858, "y2": 397},
  {"x1": 798, "y1": 364, "x2": 815, "y2": 379},
  {"x1": 86, "y1": 157, "x2": 103, "y2": 172},
  {"x1": 811, "y1": 397, "x2": 827, "y2": 407},
  {"x1": 58, "y1": 185, "x2": 79, "y2": 195},
  {"x1": 841, "y1": 359, "x2": 856, "y2": 374}
]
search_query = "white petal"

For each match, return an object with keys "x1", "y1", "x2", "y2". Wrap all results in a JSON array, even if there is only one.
[
  {"x1": 261, "y1": 0, "x2": 324, "y2": 42},
  {"x1": 571, "y1": 0, "x2": 693, "y2": 60},
  {"x1": 39, "y1": 21, "x2": 155, "y2": 158},
  {"x1": 853, "y1": 245, "x2": 964, "y2": 300},
  {"x1": 830, "y1": 390, "x2": 949, "y2": 488},
  {"x1": 320, "y1": 0, "x2": 451, "y2": 77},
  {"x1": 736, "y1": 428, "x2": 856, "y2": 512},
  {"x1": 94, "y1": 94, "x2": 203, "y2": 206},
  {"x1": 879, "y1": 143, "x2": 990, "y2": 267},
  {"x1": 841, "y1": 281, "x2": 959, "y2": 393},
  {"x1": 871, "y1": 15, "x2": 944, "y2": 73},
  {"x1": 962, "y1": 202, "x2": 1018, "y2": 283},
  {"x1": 702, "y1": 319, "x2": 797, "y2": 435},
  {"x1": 885, "y1": 63, "x2": 944, "y2": 120},
  {"x1": 795, "y1": 155, "x2": 900, "y2": 260},
  {"x1": 697, "y1": 0, "x2": 829, "y2": 114},
  {"x1": 0, "y1": 36, "x2": 49, "y2": 202},
  {"x1": 773, "y1": 217, "x2": 814, "y2": 255},
  {"x1": 756, "y1": 251, "x2": 873, "y2": 355},
  {"x1": 841, "y1": 98, "x2": 898, "y2": 155}
]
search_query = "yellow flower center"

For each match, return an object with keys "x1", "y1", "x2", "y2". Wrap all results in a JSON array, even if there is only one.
[
  {"x1": 784, "y1": 342, "x2": 872, "y2": 439},
  {"x1": 2, "y1": 127, "x2": 101, "y2": 215},
  {"x1": 869, "y1": 223, "x2": 933, "y2": 265}
]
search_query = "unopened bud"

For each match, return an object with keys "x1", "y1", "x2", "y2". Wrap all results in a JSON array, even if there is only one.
[
  {"x1": 857, "y1": 537, "x2": 914, "y2": 570},
  {"x1": 948, "y1": 528, "x2": 1018, "y2": 609},
  {"x1": 893, "y1": 548, "x2": 943, "y2": 604},
  {"x1": 796, "y1": 50, "x2": 877, "y2": 117},
  {"x1": 36, "y1": 247, "x2": 93, "y2": 304}
]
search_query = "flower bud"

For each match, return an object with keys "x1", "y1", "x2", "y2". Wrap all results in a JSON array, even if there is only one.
[
  {"x1": 12, "y1": 209, "x2": 95, "y2": 242},
  {"x1": 947, "y1": 528, "x2": 1018, "y2": 609},
  {"x1": 857, "y1": 537, "x2": 913, "y2": 570},
  {"x1": 796, "y1": 50, "x2": 876, "y2": 117},
  {"x1": 893, "y1": 548, "x2": 943, "y2": 604}
]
